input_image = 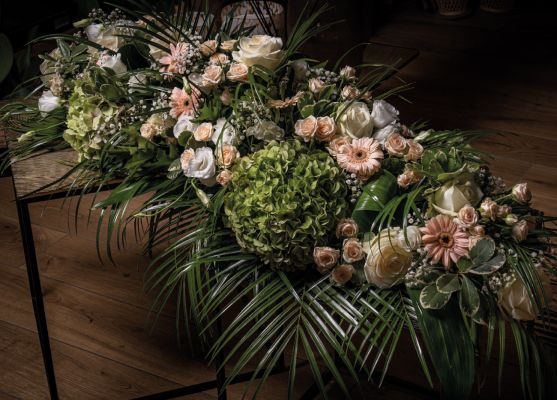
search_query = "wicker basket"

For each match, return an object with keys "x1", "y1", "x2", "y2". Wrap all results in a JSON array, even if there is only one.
[
  {"x1": 435, "y1": 0, "x2": 472, "y2": 18},
  {"x1": 480, "y1": 0, "x2": 515, "y2": 13}
]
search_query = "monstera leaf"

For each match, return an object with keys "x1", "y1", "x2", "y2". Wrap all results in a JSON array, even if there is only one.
[{"x1": 352, "y1": 170, "x2": 397, "y2": 232}]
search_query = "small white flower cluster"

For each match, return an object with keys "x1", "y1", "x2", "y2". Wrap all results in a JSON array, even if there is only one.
[
  {"x1": 404, "y1": 260, "x2": 438, "y2": 289},
  {"x1": 343, "y1": 172, "x2": 363, "y2": 204},
  {"x1": 488, "y1": 270, "x2": 516, "y2": 294},
  {"x1": 230, "y1": 100, "x2": 273, "y2": 131}
]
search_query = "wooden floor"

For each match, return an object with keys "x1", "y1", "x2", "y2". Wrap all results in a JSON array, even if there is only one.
[{"x1": 1, "y1": 3, "x2": 557, "y2": 399}]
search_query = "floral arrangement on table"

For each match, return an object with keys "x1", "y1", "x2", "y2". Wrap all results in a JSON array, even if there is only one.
[{"x1": 1, "y1": 1, "x2": 556, "y2": 399}]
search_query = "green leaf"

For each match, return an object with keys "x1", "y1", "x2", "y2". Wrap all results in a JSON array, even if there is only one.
[
  {"x1": 409, "y1": 289, "x2": 475, "y2": 400},
  {"x1": 459, "y1": 276, "x2": 480, "y2": 317},
  {"x1": 0, "y1": 34, "x2": 14, "y2": 82},
  {"x1": 436, "y1": 273, "x2": 461, "y2": 294},
  {"x1": 352, "y1": 171, "x2": 397, "y2": 232},
  {"x1": 469, "y1": 238, "x2": 495, "y2": 266},
  {"x1": 457, "y1": 257, "x2": 473, "y2": 273},
  {"x1": 469, "y1": 251, "x2": 506, "y2": 275},
  {"x1": 420, "y1": 283, "x2": 452, "y2": 309}
]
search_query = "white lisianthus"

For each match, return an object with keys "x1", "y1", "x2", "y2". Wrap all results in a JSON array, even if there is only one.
[
  {"x1": 232, "y1": 35, "x2": 284, "y2": 70},
  {"x1": 371, "y1": 100, "x2": 399, "y2": 129},
  {"x1": 337, "y1": 101, "x2": 374, "y2": 139},
  {"x1": 364, "y1": 228, "x2": 412, "y2": 289},
  {"x1": 372, "y1": 122, "x2": 398, "y2": 145},
  {"x1": 38, "y1": 90, "x2": 61, "y2": 113},
  {"x1": 212, "y1": 118, "x2": 237, "y2": 145},
  {"x1": 433, "y1": 173, "x2": 484, "y2": 216},
  {"x1": 183, "y1": 147, "x2": 216, "y2": 180},
  {"x1": 173, "y1": 115, "x2": 199, "y2": 139},
  {"x1": 246, "y1": 120, "x2": 285, "y2": 142},
  {"x1": 97, "y1": 53, "x2": 127, "y2": 74},
  {"x1": 85, "y1": 23, "x2": 124, "y2": 51}
]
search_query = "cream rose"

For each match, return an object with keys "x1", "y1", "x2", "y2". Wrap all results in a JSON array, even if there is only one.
[
  {"x1": 210, "y1": 53, "x2": 229, "y2": 65},
  {"x1": 471, "y1": 225, "x2": 485, "y2": 236},
  {"x1": 232, "y1": 35, "x2": 284, "y2": 70},
  {"x1": 194, "y1": 122, "x2": 214, "y2": 142},
  {"x1": 384, "y1": 133, "x2": 408, "y2": 156},
  {"x1": 512, "y1": 183, "x2": 532, "y2": 204},
  {"x1": 340, "y1": 65, "x2": 356, "y2": 80},
  {"x1": 341, "y1": 85, "x2": 360, "y2": 100},
  {"x1": 199, "y1": 39, "x2": 217, "y2": 57},
  {"x1": 512, "y1": 220, "x2": 529, "y2": 242},
  {"x1": 226, "y1": 63, "x2": 249, "y2": 82},
  {"x1": 479, "y1": 198, "x2": 499, "y2": 220},
  {"x1": 308, "y1": 78, "x2": 325, "y2": 94},
  {"x1": 397, "y1": 170, "x2": 421, "y2": 188},
  {"x1": 216, "y1": 144, "x2": 240, "y2": 167},
  {"x1": 220, "y1": 39, "x2": 237, "y2": 52},
  {"x1": 140, "y1": 122, "x2": 157, "y2": 141},
  {"x1": 180, "y1": 148, "x2": 195, "y2": 172},
  {"x1": 336, "y1": 218, "x2": 359, "y2": 238},
  {"x1": 499, "y1": 277, "x2": 537, "y2": 320},
  {"x1": 498, "y1": 204, "x2": 512, "y2": 218},
  {"x1": 364, "y1": 229, "x2": 412, "y2": 289},
  {"x1": 404, "y1": 140, "x2": 424, "y2": 161},
  {"x1": 216, "y1": 169, "x2": 233, "y2": 186},
  {"x1": 343, "y1": 238, "x2": 364, "y2": 263},
  {"x1": 337, "y1": 101, "x2": 374, "y2": 139},
  {"x1": 455, "y1": 204, "x2": 478, "y2": 228},
  {"x1": 326, "y1": 136, "x2": 351, "y2": 157},
  {"x1": 313, "y1": 247, "x2": 340, "y2": 274},
  {"x1": 331, "y1": 264, "x2": 354, "y2": 285},
  {"x1": 433, "y1": 173, "x2": 484, "y2": 216},
  {"x1": 220, "y1": 88, "x2": 233, "y2": 105},
  {"x1": 85, "y1": 24, "x2": 124, "y2": 51},
  {"x1": 38, "y1": 91, "x2": 60, "y2": 113},
  {"x1": 315, "y1": 116, "x2": 336, "y2": 142},
  {"x1": 294, "y1": 116, "x2": 317, "y2": 142},
  {"x1": 371, "y1": 100, "x2": 399, "y2": 129},
  {"x1": 202, "y1": 65, "x2": 223, "y2": 89}
]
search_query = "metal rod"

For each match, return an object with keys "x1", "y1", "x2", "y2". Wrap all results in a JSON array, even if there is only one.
[{"x1": 16, "y1": 198, "x2": 59, "y2": 399}]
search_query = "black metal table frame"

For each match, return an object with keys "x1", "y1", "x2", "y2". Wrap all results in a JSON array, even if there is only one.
[{"x1": 12, "y1": 180, "x2": 290, "y2": 400}]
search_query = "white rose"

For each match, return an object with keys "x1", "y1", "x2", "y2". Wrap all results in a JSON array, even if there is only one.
[
  {"x1": 364, "y1": 228, "x2": 412, "y2": 289},
  {"x1": 183, "y1": 147, "x2": 216, "y2": 180},
  {"x1": 337, "y1": 101, "x2": 374, "y2": 139},
  {"x1": 38, "y1": 91, "x2": 61, "y2": 112},
  {"x1": 371, "y1": 100, "x2": 399, "y2": 129},
  {"x1": 84, "y1": 23, "x2": 102, "y2": 41},
  {"x1": 232, "y1": 35, "x2": 284, "y2": 70},
  {"x1": 433, "y1": 173, "x2": 484, "y2": 216},
  {"x1": 173, "y1": 114, "x2": 198, "y2": 139},
  {"x1": 97, "y1": 53, "x2": 127, "y2": 74},
  {"x1": 212, "y1": 118, "x2": 237, "y2": 145},
  {"x1": 246, "y1": 120, "x2": 284, "y2": 142},
  {"x1": 372, "y1": 122, "x2": 398, "y2": 145}
]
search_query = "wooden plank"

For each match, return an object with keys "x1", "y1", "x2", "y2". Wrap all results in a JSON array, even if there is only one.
[
  {"x1": 0, "y1": 265, "x2": 216, "y2": 387},
  {"x1": 0, "y1": 321, "x2": 193, "y2": 400},
  {"x1": 10, "y1": 149, "x2": 80, "y2": 199}
]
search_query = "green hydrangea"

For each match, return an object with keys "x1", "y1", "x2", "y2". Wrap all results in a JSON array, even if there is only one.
[
  {"x1": 63, "y1": 77, "x2": 118, "y2": 160},
  {"x1": 224, "y1": 140, "x2": 348, "y2": 271}
]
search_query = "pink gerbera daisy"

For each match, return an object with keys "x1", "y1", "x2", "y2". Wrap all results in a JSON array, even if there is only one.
[
  {"x1": 335, "y1": 137, "x2": 384, "y2": 181},
  {"x1": 170, "y1": 87, "x2": 200, "y2": 118},
  {"x1": 159, "y1": 42, "x2": 189, "y2": 74},
  {"x1": 420, "y1": 214, "x2": 469, "y2": 269}
]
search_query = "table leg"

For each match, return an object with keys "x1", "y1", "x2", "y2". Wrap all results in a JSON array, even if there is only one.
[{"x1": 16, "y1": 199, "x2": 58, "y2": 399}]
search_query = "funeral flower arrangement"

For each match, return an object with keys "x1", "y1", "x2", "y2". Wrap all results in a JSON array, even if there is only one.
[{"x1": 2, "y1": 2, "x2": 555, "y2": 398}]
